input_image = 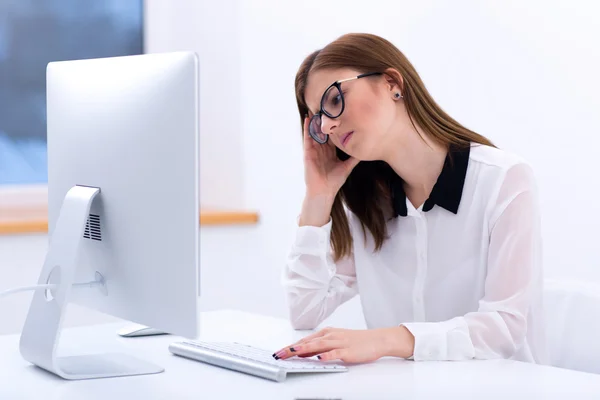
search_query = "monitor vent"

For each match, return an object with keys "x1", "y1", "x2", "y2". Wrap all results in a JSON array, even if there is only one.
[{"x1": 84, "y1": 214, "x2": 102, "y2": 241}]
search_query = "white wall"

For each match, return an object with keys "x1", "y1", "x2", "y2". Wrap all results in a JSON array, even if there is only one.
[
  {"x1": 2, "y1": 0, "x2": 600, "y2": 335},
  {"x1": 144, "y1": 0, "x2": 245, "y2": 209},
  {"x1": 238, "y1": 0, "x2": 600, "y2": 287},
  {"x1": 0, "y1": 234, "x2": 124, "y2": 335}
]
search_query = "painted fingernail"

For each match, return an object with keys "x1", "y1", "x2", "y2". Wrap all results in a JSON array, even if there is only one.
[{"x1": 275, "y1": 350, "x2": 286, "y2": 358}]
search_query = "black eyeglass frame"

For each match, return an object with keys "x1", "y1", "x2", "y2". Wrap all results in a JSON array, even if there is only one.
[{"x1": 308, "y1": 72, "x2": 382, "y2": 144}]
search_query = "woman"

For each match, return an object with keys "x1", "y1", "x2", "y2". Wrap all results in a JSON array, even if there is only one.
[{"x1": 273, "y1": 33, "x2": 546, "y2": 364}]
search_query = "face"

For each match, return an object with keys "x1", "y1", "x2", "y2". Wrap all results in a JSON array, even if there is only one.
[{"x1": 304, "y1": 68, "x2": 403, "y2": 161}]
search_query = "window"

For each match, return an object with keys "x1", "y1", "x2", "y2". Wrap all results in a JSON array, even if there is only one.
[{"x1": 0, "y1": 0, "x2": 143, "y2": 186}]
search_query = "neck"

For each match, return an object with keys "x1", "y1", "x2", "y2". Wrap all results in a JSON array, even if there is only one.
[{"x1": 380, "y1": 121, "x2": 448, "y2": 196}]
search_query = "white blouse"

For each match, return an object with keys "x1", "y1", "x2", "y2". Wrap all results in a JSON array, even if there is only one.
[{"x1": 282, "y1": 143, "x2": 547, "y2": 363}]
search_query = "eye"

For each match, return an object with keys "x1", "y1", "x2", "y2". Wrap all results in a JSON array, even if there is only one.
[
  {"x1": 333, "y1": 91, "x2": 347, "y2": 106},
  {"x1": 332, "y1": 93, "x2": 342, "y2": 105}
]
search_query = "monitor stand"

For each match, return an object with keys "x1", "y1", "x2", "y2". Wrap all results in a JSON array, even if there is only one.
[
  {"x1": 117, "y1": 324, "x2": 168, "y2": 337},
  {"x1": 19, "y1": 185, "x2": 164, "y2": 380}
]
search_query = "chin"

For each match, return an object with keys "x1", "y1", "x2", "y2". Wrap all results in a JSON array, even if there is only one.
[
  {"x1": 350, "y1": 145, "x2": 378, "y2": 162},
  {"x1": 345, "y1": 134, "x2": 374, "y2": 160}
]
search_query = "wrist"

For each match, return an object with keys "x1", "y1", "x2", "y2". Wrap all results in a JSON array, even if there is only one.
[
  {"x1": 304, "y1": 192, "x2": 337, "y2": 206},
  {"x1": 299, "y1": 193, "x2": 336, "y2": 227},
  {"x1": 380, "y1": 326, "x2": 415, "y2": 359}
]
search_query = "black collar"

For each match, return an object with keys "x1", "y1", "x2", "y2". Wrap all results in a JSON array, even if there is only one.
[{"x1": 390, "y1": 144, "x2": 470, "y2": 217}]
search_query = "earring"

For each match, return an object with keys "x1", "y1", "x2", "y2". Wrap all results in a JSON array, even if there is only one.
[{"x1": 394, "y1": 92, "x2": 402, "y2": 100}]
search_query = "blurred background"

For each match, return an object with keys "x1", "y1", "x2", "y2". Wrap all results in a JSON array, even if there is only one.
[
  {"x1": 0, "y1": 0, "x2": 143, "y2": 185},
  {"x1": 1, "y1": 0, "x2": 599, "y2": 334}
]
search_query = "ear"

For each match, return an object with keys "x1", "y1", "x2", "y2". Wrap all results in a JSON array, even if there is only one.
[{"x1": 382, "y1": 68, "x2": 404, "y2": 95}]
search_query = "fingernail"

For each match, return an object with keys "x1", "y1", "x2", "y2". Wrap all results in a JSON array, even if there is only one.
[{"x1": 275, "y1": 350, "x2": 286, "y2": 358}]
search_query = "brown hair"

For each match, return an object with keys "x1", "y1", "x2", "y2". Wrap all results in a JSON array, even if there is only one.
[{"x1": 294, "y1": 33, "x2": 495, "y2": 262}]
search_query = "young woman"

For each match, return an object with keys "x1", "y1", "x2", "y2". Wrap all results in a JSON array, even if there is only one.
[{"x1": 273, "y1": 33, "x2": 546, "y2": 365}]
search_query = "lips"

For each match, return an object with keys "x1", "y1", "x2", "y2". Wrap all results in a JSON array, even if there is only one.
[{"x1": 341, "y1": 131, "x2": 354, "y2": 147}]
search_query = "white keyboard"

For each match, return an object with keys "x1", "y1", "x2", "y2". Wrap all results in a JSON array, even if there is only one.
[{"x1": 168, "y1": 340, "x2": 348, "y2": 382}]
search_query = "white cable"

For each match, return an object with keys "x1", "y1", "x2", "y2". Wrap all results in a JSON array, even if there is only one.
[{"x1": 0, "y1": 284, "x2": 57, "y2": 299}]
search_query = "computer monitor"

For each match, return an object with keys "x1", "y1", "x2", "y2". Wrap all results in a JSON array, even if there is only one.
[{"x1": 18, "y1": 51, "x2": 200, "y2": 380}]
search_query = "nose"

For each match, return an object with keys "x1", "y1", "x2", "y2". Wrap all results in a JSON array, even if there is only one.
[{"x1": 320, "y1": 114, "x2": 338, "y2": 136}]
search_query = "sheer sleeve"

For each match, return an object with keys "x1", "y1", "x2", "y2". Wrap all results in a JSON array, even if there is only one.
[{"x1": 282, "y1": 217, "x2": 358, "y2": 330}]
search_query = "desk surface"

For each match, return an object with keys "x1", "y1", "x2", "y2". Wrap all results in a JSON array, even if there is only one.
[{"x1": 1, "y1": 309, "x2": 600, "y2": 399}]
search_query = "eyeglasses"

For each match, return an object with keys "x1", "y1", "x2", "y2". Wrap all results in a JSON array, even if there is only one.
[{"x1": 308, "y1": 72, "x2": 382, "y2": 144}]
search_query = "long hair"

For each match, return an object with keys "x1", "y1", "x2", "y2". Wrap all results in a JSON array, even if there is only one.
[{"x1": 294, "y1": 33, "x2": 495, "y2": 261}]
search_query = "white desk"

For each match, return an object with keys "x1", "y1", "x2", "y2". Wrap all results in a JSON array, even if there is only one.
[{"x1": 1, "y1": 309, "x2": 600, "y2": 399}]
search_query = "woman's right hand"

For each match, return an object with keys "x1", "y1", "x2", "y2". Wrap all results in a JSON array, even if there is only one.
[
  {"x1": 299, "y1": 116, "x2": 360, "y2": 227},
  {"x1": 302, "y1": 116, "x2": 360, "y2": 200}
]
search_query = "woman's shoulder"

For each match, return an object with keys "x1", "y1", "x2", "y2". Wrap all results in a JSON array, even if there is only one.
[
  {"x1": 469, "y1": 143, "x2": 532, "y2": 172},
  {"x1": 469, "y1": 143, "x2": 538, "y2": 194}
]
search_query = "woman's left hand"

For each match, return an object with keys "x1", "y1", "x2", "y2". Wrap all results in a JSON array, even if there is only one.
[{"x1": 272, "y1": 326, "x2": 415, "y2": 363}]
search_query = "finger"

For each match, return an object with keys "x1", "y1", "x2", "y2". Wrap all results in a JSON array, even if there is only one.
[
  {"x1": 296, "y1": 352, "x2": 321, "y2": 358},
  {"x1": 316, "y1": 348, "x2": 347, "y2": 362},
  {"x1": 273, "y1": 342, "x2": 303, "y2": 359},
  {"x1": 331, "y1": 155, "x2": 359, "y2": 180},
  {"x1": 272, "y1": 327, "x2": 343, "y2": 358},
  {"x1": 272, "y1": 337, "x2": 320, "y2": 359},
  {"x1": 302, "y1": 115, "x2": 314, "y2": 148},
  {"x1": 278, "y1": 339, "x2": 343, "y2": 360},
  {"x1": 274, "y1": 339, "x2": 326, "y2": 360},
  {"x1": 273, "y1": 327, "x2": 332, "y2": 356},
  {"x1": 274, "y1": 334, "x2": 313, "y2": 352}
]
